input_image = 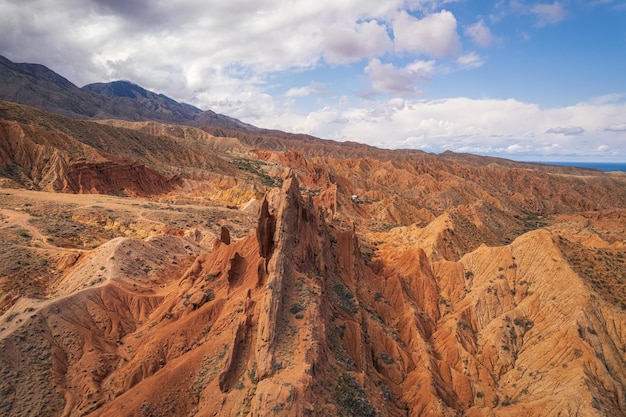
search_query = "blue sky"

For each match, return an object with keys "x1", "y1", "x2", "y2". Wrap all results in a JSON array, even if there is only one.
[{"x1": 1, "y1": 0, "x2": 625, "y2": 161}]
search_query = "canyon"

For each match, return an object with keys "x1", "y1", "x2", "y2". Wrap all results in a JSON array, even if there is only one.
[{"x1": 1, "y1": 56, "x2": 626, "y2": 416}]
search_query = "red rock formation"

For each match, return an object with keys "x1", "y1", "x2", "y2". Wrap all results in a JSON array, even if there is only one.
[
  {"x1": 2, "y1": 103, "x2": 626, "y2": 417},
  {"x1": 0, "y1": 118, "x2": 180, "y2": 195}
]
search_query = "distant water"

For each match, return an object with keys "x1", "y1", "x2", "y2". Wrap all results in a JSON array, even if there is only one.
[{"x1": 539, "y1": 162, "x2": 626, "y2": 172}]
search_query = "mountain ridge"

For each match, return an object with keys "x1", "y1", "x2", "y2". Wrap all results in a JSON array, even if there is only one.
[
  {"x1": 3, "y1": 55, "x2": 612, "y2": 170},
  {"x1": 0, "y1": 55, "x2": 254, "y2": 130}
]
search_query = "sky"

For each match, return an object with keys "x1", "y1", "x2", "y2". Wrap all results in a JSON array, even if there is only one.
[{"x1": 1, "y1": 0, "x2": 626, "y2": 162}]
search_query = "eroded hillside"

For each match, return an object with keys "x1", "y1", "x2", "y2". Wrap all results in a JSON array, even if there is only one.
[{"x1": 1, "y1": 104, "x2": 626, "y2": 416}]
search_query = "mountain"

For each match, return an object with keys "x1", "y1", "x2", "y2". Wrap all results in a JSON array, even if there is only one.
[
  {"x1": 82, "y1": 80, "x2": 203, "y2": 121},
  {"x1": 0, "y1": 55, "x2": 599, "y2": 166},
  {"x1": 0, "y1": 55, "x2": 105, "y2": 119},
  {"x1": 1, "y1": 59, "x2": 626, "y2": 417},
  {"x1": 0, "y1": 55, "x2": 254, "y2": 130}
]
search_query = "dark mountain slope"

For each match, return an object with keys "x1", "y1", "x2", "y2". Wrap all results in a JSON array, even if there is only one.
[
  {"x1": 82, "y1": 80, "x2": 202, "y2": 122},
  {"x1": 0, "y1": 55, "x2": 262, "y2": 130},
  {"x1": 0, "y1": 55, "x2": 104, "y2": 119}
]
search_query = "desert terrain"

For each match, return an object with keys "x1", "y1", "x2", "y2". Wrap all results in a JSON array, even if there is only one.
[{"x1": 1, "y1": 61, "x2": 626, "y2": 416}]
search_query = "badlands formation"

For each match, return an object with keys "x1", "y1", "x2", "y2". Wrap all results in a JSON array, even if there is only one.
[{"x1": 1, "y1": 100, "x2": 626, "y2": 417}]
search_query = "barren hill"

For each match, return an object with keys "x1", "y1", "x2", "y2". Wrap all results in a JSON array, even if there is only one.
[{"x1": 1, "y1": 95, "x2": 626, "y2": 416}]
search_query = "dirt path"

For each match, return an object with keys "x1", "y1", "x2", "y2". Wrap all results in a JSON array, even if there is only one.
[{"x1": 0, "y1": 208, "x2": 60, "y2": 250}]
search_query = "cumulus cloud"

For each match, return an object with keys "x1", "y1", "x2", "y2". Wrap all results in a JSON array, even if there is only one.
[
  {"x1": 262, "y1": 97, "x2": 626, "y2": 160},
  {"x1": 364, "y1": 59, "x2": 435, "y2": 95},
  {"x1": 322, "y1": 20, "x2": 392, "y2": 64},
  {"x1": 465, "y1": 20, "x2": 495, "y2": 47},
  {"x1": 504, "y1": 144, "x2": 533, "y2": 153},
  {"x1": 285, "y1": 82, "x2": 326, "y2": 97},
  {"x1": 0, "y1": 0, "x2": 473, "y2": 111},
  {"x1": 1, "y1": 1, "x2": 399, "y2": 83},
  {"x1": 546, "y1": 126, "x2": 585, "y2": 135},
  {"x1": 393, "y1": 10, "x2": 461, "y2": 57},
  {"x1": 531, "y1": 2, "x2": 567, "y2": 26}
]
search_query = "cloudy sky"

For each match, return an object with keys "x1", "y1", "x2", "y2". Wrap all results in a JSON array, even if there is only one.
[{"x1": 2, "y1": 0, "x2": 626, "y2": 161}]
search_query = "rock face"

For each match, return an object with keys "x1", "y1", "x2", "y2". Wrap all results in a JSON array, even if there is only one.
[{"x1": 0, "y1": 115, "x2": 180, "y2": 196}]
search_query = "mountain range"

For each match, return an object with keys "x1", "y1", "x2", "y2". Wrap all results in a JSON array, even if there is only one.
[
  {"x1": 1, "y1": 55, "x2": 626, "y2": 417},
  {"x1": 0, "y1": 55, "x2": 258, "y2": 131}
]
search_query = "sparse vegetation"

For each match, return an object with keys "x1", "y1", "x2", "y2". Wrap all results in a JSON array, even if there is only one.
[
  {"x1": 289, "y1": 302, "x2": 304, "y2": 315},
  {"x1": 557, "y1": 236, "x2": 626, "y2": 309},
  {"x1": 457, "y1": 319, "x2": 471, "y2": 331},
  {"x1": 231, "y1": 159, "x2": 282, "y2": 188},
  {"x1": 333, "y1": 373, "x2": 378, "y2": 417},
  {"x1": 332, "y1": 283, "x2": 358, "y2": 316},
  {"x1": 513, "y1": 317, "x2": 534, "y2": 330},
  {"x1": 501, "y1": 396, "x2": 515, "y2": 407},
  {"x1": 248, "y1": 363, "x2": 257, "y2": 383},
  {"x1": 328, "y1": 323, "x2": 355, "y2": 369},
  {"x1": 379, "y1": 353, "x2": 394, "y2": 365},
  {"x1": 4, "y1": 313, "x2": 18, "y2": 323}
]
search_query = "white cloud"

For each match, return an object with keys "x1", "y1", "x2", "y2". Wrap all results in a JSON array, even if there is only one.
[
  {"x1": 540, "y1": 143, "x2": 561, "y2": 154},
  {"x1": 531, "y1": 2, "x2": 567, "y2": 26},
  {"x1": 285, "y1": 82, "x2": 325, "y2": 97},
  {"x1": 465, "y1": 19, "x2": 495, "y2": 47},
  {"x1": 456, "y1": 52, "x2": 485, "y2": 69},
  {"x1": 364, "y1": 58, "x2": 435, "y2": 95},
  {"x1": 405, "y1": 59, "x2": 437, "y2": 76},
  {"x1": 393, "y1": 10, "x2": 461, "y2": 57},
  {"x1": 1, "y1": 0, "x2": 406, "y2": 85},
  {"x1": 546, "y1": 126, "x2": 585, "y2": 135},
  {"x1": 0, "y1": 0, "x2": 470, "y2": 113},
  {"x1": 322, "y1": 20, "x2": 392, "y2": 64},
  {"x1": 255, "y1": 97, "x2": 626, "y2": 160},
  {"x1": 505, "y1": 144, "x2": 533, "y2": 153},
  {"x1": 406, "y1": 0, "x2": 463, "y2": 13},
  {"x1": 605, "y1": 123, "x2": 626, "y2": 132},
  {"x1": 489, "y1": 1, "x2": 568, "y2": 28}
]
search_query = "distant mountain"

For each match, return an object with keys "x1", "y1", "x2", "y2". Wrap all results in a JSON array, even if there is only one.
[
  {"x1": 0, "y1": 55, "x2": 105, "y2": 119},
  {"x1": 0, "y1": 55, "x2": 609, "y2": 170},
  {"x1": 0, "y1": 55, "x2": 257, "y2": 130},
  {"x1": 82, "y1": 80, "x2": 203, "y2": 121},
  {"x1": 192, "y1": 108, "x2": 261, "y2": 132}
]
